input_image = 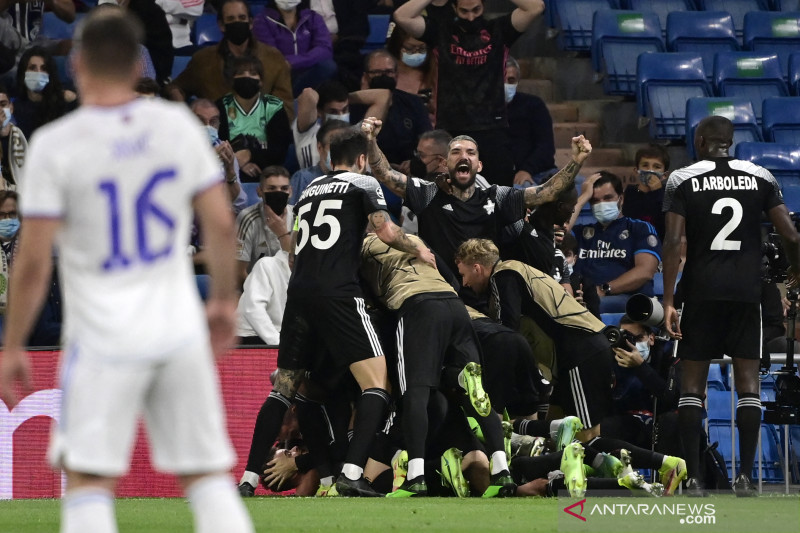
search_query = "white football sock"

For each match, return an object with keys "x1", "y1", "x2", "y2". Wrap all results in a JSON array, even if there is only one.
[
  {"x1": 187, "y1": 475, "x2": 254, "y2": 533},
  {"x1": 61, "y1": 487, "x2": 117, "y2": 533}
]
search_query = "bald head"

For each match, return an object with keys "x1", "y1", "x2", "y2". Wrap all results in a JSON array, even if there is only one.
[{"x1": 695, "y1": 115, "x2": 734, "y2": 159}]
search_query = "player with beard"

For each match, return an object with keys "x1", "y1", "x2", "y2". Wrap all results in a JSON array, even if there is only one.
[{"x1": 362, "y1": 117, "x2": 591, "y2": 283}]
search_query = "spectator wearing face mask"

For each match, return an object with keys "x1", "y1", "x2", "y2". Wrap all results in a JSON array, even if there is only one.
[
  {"x1": 0, "y1": 190, "x2": 19, "y2": 325},
  {"x1": 566, "y1": 171, "x2": 662, "y2": 314},
  {"x1": 166, "y1": 0, "x2": 293, "y2": 120},
  {"x1": 622, "y1": 144, "x2": 670, "y2": 241},
  {"x1": 216, "y1": 55, "x2": 292, "y2": 182},
  {"x1": 0, "y1": 85, "x2": 27, "y2": 191},
  {"x1": 252, "y1": 0, "x2": 337, "y2": 97},
  {"x1": 352, "y1": 49, "x2": 431, "y2": 170},
  {"x1": 385, "y1": 24, "x2": 436, "y2": 121},
  {"x1": 13, "y1": 46, "x2": 77, "y2": 139}
]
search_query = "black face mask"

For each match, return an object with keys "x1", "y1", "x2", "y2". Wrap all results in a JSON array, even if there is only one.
[
  {"x1": 368, "y1": 74, "x2": 397, "y2": 91},
  {"x1": 263, "y1": 191, "x2": 289, "y2": 215},
  {"x1": 409, "y1": 155, "x2": 428, "y2": 179},
  {"x1": 457, "y1": 17, "x2": 483, "y2": 33},
  {"x1": 224, "y1": 21, "x2": 251, "y2": 45},
  {"x1": 233, "y1": 76, "x2": 260, "y2": 99}
]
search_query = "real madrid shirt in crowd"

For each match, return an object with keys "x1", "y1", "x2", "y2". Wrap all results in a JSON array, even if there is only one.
[{"x1": 573, "y1": 216, "x2": 662, "y2": 297}]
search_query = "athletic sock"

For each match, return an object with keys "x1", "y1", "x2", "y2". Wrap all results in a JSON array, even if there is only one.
[
  {"x1": 187, "y1": 475, "x2": 254, "y2": 533},
  {"x1": 678, "y1": 393, "x2": 706, "y2": 481},
  {"x1": 61, "y1": 487, "x2": 117, "y2": 533},
  {"x1": 490, "y1": 451, "x2": 509, "y2": 475},
  {"x1": 294, "y1": 393, "x2": 335, "y2": 479},
  {"x1": 514, "y1": 418, "x2": 550, "y2": 437},
  {"x1": 407, "y1": 458, "x2": 425, "y2": 480},
  {"x1": 590, "y1": 437, "x2": 664, "y2": 470},
  {"x1": 343, "y1": 387, "x2": 390, "y2": 475},
  {"x1": 402, "y1": 386, "x2": 431, "y2": 461},
  {"x1": 736, "y1": 393, "x2": 762, "y2": 479},
  {"x1": 244, "y1": 391, "x2": 291, "y2": 475}
]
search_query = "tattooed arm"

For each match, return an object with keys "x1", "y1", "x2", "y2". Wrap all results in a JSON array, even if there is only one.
[
  {"x1": 523, "y1": 135, "x2": 592, "y2": 208},
  {"x1": 369, "y1": 210, "x2": 436, "y2": 268},
  {"x1": 361, "y1": 117, "x2": 408, "y2": 198}
]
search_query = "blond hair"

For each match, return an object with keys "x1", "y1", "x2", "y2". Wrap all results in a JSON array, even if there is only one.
[{"x1": 455, "y1": 238, "x2": 499, "y2": 267}]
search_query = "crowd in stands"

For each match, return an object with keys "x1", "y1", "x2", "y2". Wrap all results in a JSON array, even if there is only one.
[{"x1": 1, "y1": 0, "x2": 794, "y2": 499}]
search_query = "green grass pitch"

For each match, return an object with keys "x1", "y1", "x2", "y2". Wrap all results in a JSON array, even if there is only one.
[{"x1": 0, "y1": 495, "x2": 798, "y2": 533}]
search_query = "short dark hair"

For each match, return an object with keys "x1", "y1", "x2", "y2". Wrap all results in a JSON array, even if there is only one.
[
  {"x1": 419, "y1": 129, "x2": 452, "y2": 156},
  {"x1": 620, "y1": 314, "x2": 652, "y2": 334},
  {"x1": 261, "y1": 165, "x2": 290, "y2": 182},
  {"x1": 450, "y1": 134, "x2": 478, "y2": 154},
  {"x1": 364, "y1": 49, "x2": 396, "y2": 72},
  {"x1": 316, "y1": 118, "x2": 350, "y2": 145},
  {"x1": 329, "y1": 127, "x2": 367, "y2": 168},
  {"x1": 75, "y1": 8, "x2": 143, "y2": 79},
  {"x1": 0, "y1": 190, "x2": 18, "y2": 206},
  {"x1": 634, "y1": 144, "x2": 670, "y2": 170},
  {"x1": 593, "y1": 171, "x2": 623, "y2": 196},
  {"x1": 135, "y1": 77, "x2": 160, "y2": 96},
  {"x1": 316, "y1": 80, "x2": 349, "y2": 109},
  {"x1": 217, "y1": 0, "x2": 251, "y2": 22},
  {"x1": 558, "y1": 232, "x2": 578, "y2": 254},
  {"x1": 227, "y1": 55, "x2": 263, "y2": 83},
  {"x1": 696, "y1": 115, "x2": 734, "y2": 145}
]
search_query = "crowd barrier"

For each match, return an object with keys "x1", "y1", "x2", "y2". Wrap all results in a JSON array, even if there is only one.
[{"x1": 0, "y1": 348, "x2": 277, "y2": 500}]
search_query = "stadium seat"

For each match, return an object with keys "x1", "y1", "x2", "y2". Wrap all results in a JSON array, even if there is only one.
[
  {"x1": 667, "y1": 11, "x2": 739, "y2": 78},
  {"x1": 170, "y1": 55, "x2": 191, "y2": 81},
  {"x1": 685, "y1": 97, "x2": 762, "y2": 160},
  {"x1": 592, "y1": 9, "x2": 665, "y2": 95},
  {"x1": 762, "y1": 96, "x2": 800, "y2": 143},
  {"x1": 744, "y1": 11, "x2": 800, "y2": 80},
  {"x1": 790, "y1": 52, "x2": 800, "y2": 95},
  {"x1": 628, "y1": 0, "x2": 696, "y2": 38},
  {"x1": 696, "y1": 0, "x2": 769, "y2": 39},
  {"x1": 41, "y1": 12, "x2": 84, "y2": 40},
  {"x1": 360, "y1": 14, "x2": 391, "y2": 54},
  {"x1": 636, "y1": 52, "x2": 712, "y2": 139},
  {"x1": 240, "y1": 182, "x2": 261, "y2": 207},
  {"x1": 734, "y1": 142, "x2": 800, "y2": 209},
  {"x1": 600, "y1": 312, "x2": 625, "y2": 326},
  {"x1": 713, "y1": 52, "x2": 789, "y2": 125},
  {"x1": 707, "y1": 389, "x2": 734, "y2": 421},
  {"x1": 708, "y1": 363, "x2": 727, "y2": 390},
  {"x1": 652, "y1": 271, "x2": 663, "y2": 296},
  {"x1": 554, "y1": 0, "x2": 613, "y2": 51},
  {"x1": 53, "y1": 55, "x2": 73, "y2": 89},
  {"x1": 195, "y1": 274, "x2": 211, "y2": 301},
  {"x1": 775, "y1": 0, "x2": 800, "y2": 10},
  {"x1": 195, "y1": 13, "x2": 222, "y2": 46}
]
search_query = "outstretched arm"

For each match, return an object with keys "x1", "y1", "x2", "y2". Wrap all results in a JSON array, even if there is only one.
[
  {"x1": 362, "y1": 117, "x2": 408, "y2": 198},
  {"x1": 510, "y1": 0, "x2": 545, "y2": 33},
  {"x1": 523, "y1": 135, "x2": 591, "y2": 209},
  {"x1": 369, "y1": 210, "x2": 435, "y2": 267},
  {"x1": 393, "y1": 0, "x2": 431, "y2": 39}
]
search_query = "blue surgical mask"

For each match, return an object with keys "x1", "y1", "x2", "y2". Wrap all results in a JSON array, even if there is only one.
[
  {"x1": 24, "y1": 71, "x2": 49, "y2": 93},
  {"x1": 637, "y1": 169, "x2": 663, "y2": 186},
  {"x1": 504, "y1": 83, "x2": 517, "y2": 103},
  {"x1": 636, "y1": 340, "x2": 651, "y2": 362},
  {"x1": 401, "y1": 52, "x2": 427, "y2": 68},
  {"x1": 0, "y1": 218, "x2": 20, "y2": 239},
  {"x1": 1, "y1": 108, "x2": 11, "y2": 128},
  {"x1": 592, "y1": 201, "x2": 620, "y2": 224},
  {"x1": 325, "y1": 112, "x2": 349, "y2": 124},
  {"x1": 206, "y1": 125, "x2": 220, "y2": 146}
]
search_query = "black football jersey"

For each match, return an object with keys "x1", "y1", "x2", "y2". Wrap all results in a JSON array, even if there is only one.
[
  {"x1": 663, "y1": 157, "x2": 783, "y2": 303},
  {"x1": 290, "y1": 171, "x2": 387, "y2": 297}
]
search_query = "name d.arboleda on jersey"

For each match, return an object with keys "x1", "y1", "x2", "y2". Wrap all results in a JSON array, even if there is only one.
[{"x1": 690, "y1": 175, "x2": 760, "y2": 192}]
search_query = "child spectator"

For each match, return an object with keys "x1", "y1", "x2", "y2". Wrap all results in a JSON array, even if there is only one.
[{"x1": 622, "y1": 144, "x2": 670, "y2": 240}]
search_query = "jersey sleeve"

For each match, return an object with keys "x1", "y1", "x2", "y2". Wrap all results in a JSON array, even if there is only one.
[
  {"x1": 178, "y1": 107, "x2": 224, "y2": 196},
  {"x1": 235, "y1": 210, "x2": 254, "y2": 263},
  {"x1": 495, "y1": 186, "x2": 527, "y2": 225},
  {"x1": 355, "y1": 174, "x2": 388, "y2": 214},
  {"x1": 19, "y1": 130, "x2": 66, "y2": 218},
  {"x1": 497, "y1": 13, "x2": 523, "y2": 47},
  {"x1": 420, "y1": 15, "x2": 438, "y2": 46},
  {"x1": 663, "y1": 171, "x2": 687, "y2": 217},
  {"x1": 760, "y1": 169, "x2": 784, "y2": 211},
  {"x1": 404, "y1": 177, "x2": 439, "y2": 214},
  {"x1": 632, "y1": 220, "x2": 662, "y2": 261}
]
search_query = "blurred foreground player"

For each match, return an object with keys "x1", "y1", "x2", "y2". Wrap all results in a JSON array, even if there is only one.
[{"x1": 0, "y1": 10, "x2": 254, "y2": 533}]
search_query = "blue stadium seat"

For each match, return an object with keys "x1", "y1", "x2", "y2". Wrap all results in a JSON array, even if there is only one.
[
  {"x1": 744, "y1": 11, "x2": 800, "y2": 80},
  {"x1": 762, "y1": 96, "x2": 800, "y2": 143},
  {"x1": 652, "y1": 271, "x2": 663, "y2": 296},
  {"x1": 53, "y1": 55, "x2": 73, "y2": 89},
  {"x1": 240, "y1": 182, "x2": 261, "y2": 207},
  {"x1": 667, "y1": 11, "x2": 739, "y2": 78},
  {"x1": 592, "y1": 10, "x2": 665, "y2": 95},
  {"x1": 707, "y1": 389, "x2": 734, "y2": 421},
  {"x1": 637, "y1": 52, "x2": 712, "y2": 139},
  {"x1": 41, "y1": 12, "x2": 84, "y2": 40},
  {"x1": 775, "y1": 0, "x2": 800, "y2": 10},
  {"x1": 713, "y1": 52, "x2": 789, "y2": 124},
  {"x1": 360, "y1": 14, "x2": 391, "y2": 54},
  {"x1": 697, "y1": 0, "x2": 769, "y2": 39},
  {"x1": 790, "y1": 52, "x2": 800, "y2": 95},
  {"x1": 708, "y1": 363, "x2": 727, "y2": 390},
  {"x1": 170, "y1": 55, "x2": 191, "y2": 81},
  {"x1": 195, "y1": 13, "x2": 222, "y2": 46},
  {"x1": 685, "y1": 97, "x2": 762, "y2": 159},
  {"x1": 600, "y1": 312, "x2": 625, "y2": 326},
  {"x1": 554, "y1": 0, "x2": 613, "y2": 51},
  {"x1": 735, "y1": 142, "x2": 800, "y2": 209},
  {"x1": 629, "y1": 0, "x2": 696, "y2": 38},
  {"x1": 711, "y1": 422, "x2": 786, "y2": 482},
  {"x1": 195, "y1": 274, "x2": 211, "y2": 301}
]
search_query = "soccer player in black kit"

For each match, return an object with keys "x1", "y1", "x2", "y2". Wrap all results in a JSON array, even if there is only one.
[
  {"x1": 238, "y1": 127, "x2": 436, "y2": 498},
  {"x1": 662, "y1": 116, "x2": 800, "y2": 496}
]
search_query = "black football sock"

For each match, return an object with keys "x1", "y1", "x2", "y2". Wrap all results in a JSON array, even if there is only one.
[
  {"x1": 736, "y1": 393, "x2": 762, "y2": 479},
  {"x1": 588, "y1": 437, "x2": 665, "y2": 470},
  {"x1": 678, "y1": 393, "x2": 706, "y2": 482},
  {"x1": 293, "y1": 393, "x2": 334, "y2": 479},
  {"x1": 402, "y1": 386, "x2": 432, "y2": 461},
  {"x1": 245, "y1": 391, "x2": 291, "y2": 474},
  {"x1": 513, "y1": 418, "x2": 550, "y2": 437},
  {"x1": 344, "y1": 388, "x2": 391, "y2": 472}
]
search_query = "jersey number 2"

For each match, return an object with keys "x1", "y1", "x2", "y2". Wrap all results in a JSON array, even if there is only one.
[
  {"x1": 99, "y1": 169, "x2": 177, "y2": 271},
  {"x1": 710, "y1": 197, "x2": 742, "y2": 251},
  {"x1": 295, "y1": 199, "x2": 342, "y2": 253}
]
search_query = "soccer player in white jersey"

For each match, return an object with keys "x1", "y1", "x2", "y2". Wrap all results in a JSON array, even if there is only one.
[{"x1": 0, "y1": 9, "x2": 254, "y2": 533}]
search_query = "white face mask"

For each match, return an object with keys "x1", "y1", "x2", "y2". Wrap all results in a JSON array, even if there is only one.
[
  {"x1": 401, "y1": 52, "x2": 427, "y2": 68},
  {"x1": 504, "y1": 83, "x2": 517, "y2": 103},
  {"x1": 275, "y1": 0, "x2": 301, "y2": 10},
  {"x1": 1, "y1": 107, "x2": 12, "y2": 127},
  {"x1": 592, "y1": 200, "x2": 620, "y2": 224},
  {"x1": 24, "y1": 71, "x2": 49, "y2": 93},
  {"x1": 325, "y1": 112, "x2": 349, "y2": 124},
  {"x1": 636, "y1": 340, "x2": 651, "y2": 362}
]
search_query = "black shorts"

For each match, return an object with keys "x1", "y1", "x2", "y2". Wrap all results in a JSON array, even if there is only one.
[
  {"x1": 394, "y1": 296, "x2": 482, "y2": 392},
  {"x1": 677, "y1": 301, "x2": 762, "y2": 361},
  {"x1": 550, "y1": 347, "x2": 614, "y2": 428},
  {"x1": 278, "y1": 295, "x2": 383, "y2": 371}
]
